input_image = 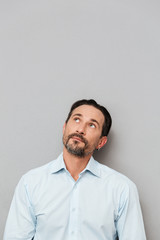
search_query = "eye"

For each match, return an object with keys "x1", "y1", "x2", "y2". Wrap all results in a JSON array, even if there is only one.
[
  {"x1": 74, "y1": 118, "x2": 80, "y2": 123},
  {"x1": 89, "y1": 123, "x2": 96, "y2": 128}
]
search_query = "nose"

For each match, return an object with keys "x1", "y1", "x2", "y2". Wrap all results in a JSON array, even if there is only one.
[{"x1": 76, "y1": 123, "x2": 86, "y2": 135}]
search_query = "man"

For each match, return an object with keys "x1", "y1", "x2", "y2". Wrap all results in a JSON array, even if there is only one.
[{"x1": 4, "y1": 99, "x2": 146, "y2": 240}]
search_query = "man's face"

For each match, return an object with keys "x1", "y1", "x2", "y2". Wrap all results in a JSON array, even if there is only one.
[{"x1": 63, "y1": 105, "x2": 107, "y2": 157}]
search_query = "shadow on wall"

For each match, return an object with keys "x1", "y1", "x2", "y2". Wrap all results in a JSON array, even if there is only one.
[{"x1": 93, "y1": 130, "x2": 114, "y2": 165}]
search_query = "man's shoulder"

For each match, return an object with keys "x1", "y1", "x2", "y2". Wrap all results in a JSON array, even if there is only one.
[
  {"x1": 96, "y1": 160, "x2": 137, "y2": 190},
  {"x1": 21, "y1": 154, "x2": 61, "y2": 183},
  {"x1": 24, "y1": 161, "x2": 52, "y2": 177}
]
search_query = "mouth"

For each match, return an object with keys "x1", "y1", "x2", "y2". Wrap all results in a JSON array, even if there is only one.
[
  {"x1": 67, "y1": 133, "x2": 87, "y2": 145},
  {"x1": 71, "y1": 136, "x2": 84, "y2": 143}
]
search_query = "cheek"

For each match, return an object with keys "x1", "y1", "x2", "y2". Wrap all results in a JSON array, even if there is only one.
[
  {"x1": 63, "y1": 124, "x2": 74, "y2": 136},
  {"x1": 87, "y1": 134, "x2": 100, "y2": 145}
]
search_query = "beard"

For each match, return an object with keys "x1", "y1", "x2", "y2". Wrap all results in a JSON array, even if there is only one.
[{"x1": 63, "y1": 133, "x2": 94, "y2": 158}]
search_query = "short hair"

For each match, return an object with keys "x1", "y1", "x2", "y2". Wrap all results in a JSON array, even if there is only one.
[{"x1": 65, "y1": 99, "x2": 112, "y2": 136}]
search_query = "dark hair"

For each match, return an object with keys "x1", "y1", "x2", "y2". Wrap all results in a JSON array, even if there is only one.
[{"x1": 66, "y1": 99, "x2": 112, "y2": 136}]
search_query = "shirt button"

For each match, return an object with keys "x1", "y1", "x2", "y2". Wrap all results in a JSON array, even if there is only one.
[{"x1": 72, "y1": 208, "x2": 76, "y2": 212}]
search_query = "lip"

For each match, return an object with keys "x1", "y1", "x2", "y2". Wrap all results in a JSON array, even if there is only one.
[{"x1": 71, "y1": 136, "x2": 84, "y2": 143}]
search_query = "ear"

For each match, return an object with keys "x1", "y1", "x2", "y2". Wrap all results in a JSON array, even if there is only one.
[
  {"x1": 63, "y1": 123, "x2": 66, "y2": 134},
  {"x1": 96, "y1": 136, "x2": 107, "y2": 150}
]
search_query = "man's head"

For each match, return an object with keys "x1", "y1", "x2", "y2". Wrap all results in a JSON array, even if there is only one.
[
  {"x1": 65, "y1": 99, "x2": 112, "y2": 137},
  {"x1": 63, "y1": 99, "x2": 112, "y2": 158}
]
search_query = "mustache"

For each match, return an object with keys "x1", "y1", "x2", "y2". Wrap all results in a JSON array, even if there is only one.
[{"x1": 67, "y1": 133, "x2": 88, "y2": 145}]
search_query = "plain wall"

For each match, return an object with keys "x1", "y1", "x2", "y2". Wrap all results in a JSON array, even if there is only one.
[{"x1": 1, "y1": 0, "x2": 160, "y2": 239}]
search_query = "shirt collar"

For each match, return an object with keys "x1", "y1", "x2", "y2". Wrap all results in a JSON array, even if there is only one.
[
  {"x1": 49, "y1": 153, "x2": 101, "y2": 178},
  {"x1": 83, "y1": 156, "x2": 101, "y2": 178},
  {"x1": 49, "y1": 153, "x2": 66, "y2": 174}
]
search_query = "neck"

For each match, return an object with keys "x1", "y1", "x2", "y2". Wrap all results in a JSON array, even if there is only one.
[{"x1": 63, "y1": 147, "x2": 92, "y2": 181}]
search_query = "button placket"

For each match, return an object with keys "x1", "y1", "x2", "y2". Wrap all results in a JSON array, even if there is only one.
[{"x1": 68, "y1": 182, "x2": 79, "y2": 237}]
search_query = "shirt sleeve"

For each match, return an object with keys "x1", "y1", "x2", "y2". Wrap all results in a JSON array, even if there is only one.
[
  {"x1": 115, "y1": 181, "x2": 146, "y2": 240},
  {"x1": 3, "y1": 176, "x2": 36, "y2": 240}
]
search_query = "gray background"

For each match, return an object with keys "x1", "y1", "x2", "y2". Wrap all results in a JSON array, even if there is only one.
[{"x1": 0, "y1": 0, "x2": 160, "y2": 239}]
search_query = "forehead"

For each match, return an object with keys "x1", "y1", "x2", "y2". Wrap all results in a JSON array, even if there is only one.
[{"x1": 71, "y1": 105, "x2": 105, "y2": 125}]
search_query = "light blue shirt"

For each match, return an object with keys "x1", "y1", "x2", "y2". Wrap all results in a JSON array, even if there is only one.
[{"x1": 4, "y1": 153, "x2": 146, "y2": 240}]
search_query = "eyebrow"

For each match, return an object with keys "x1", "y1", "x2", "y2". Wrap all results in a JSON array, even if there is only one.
[
  {"x1": 72, "y1": 113, "x2": 82, "y2": 117},
  {"x1": 72, "y1": 113, "x2": 100, "y2": 127}
]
